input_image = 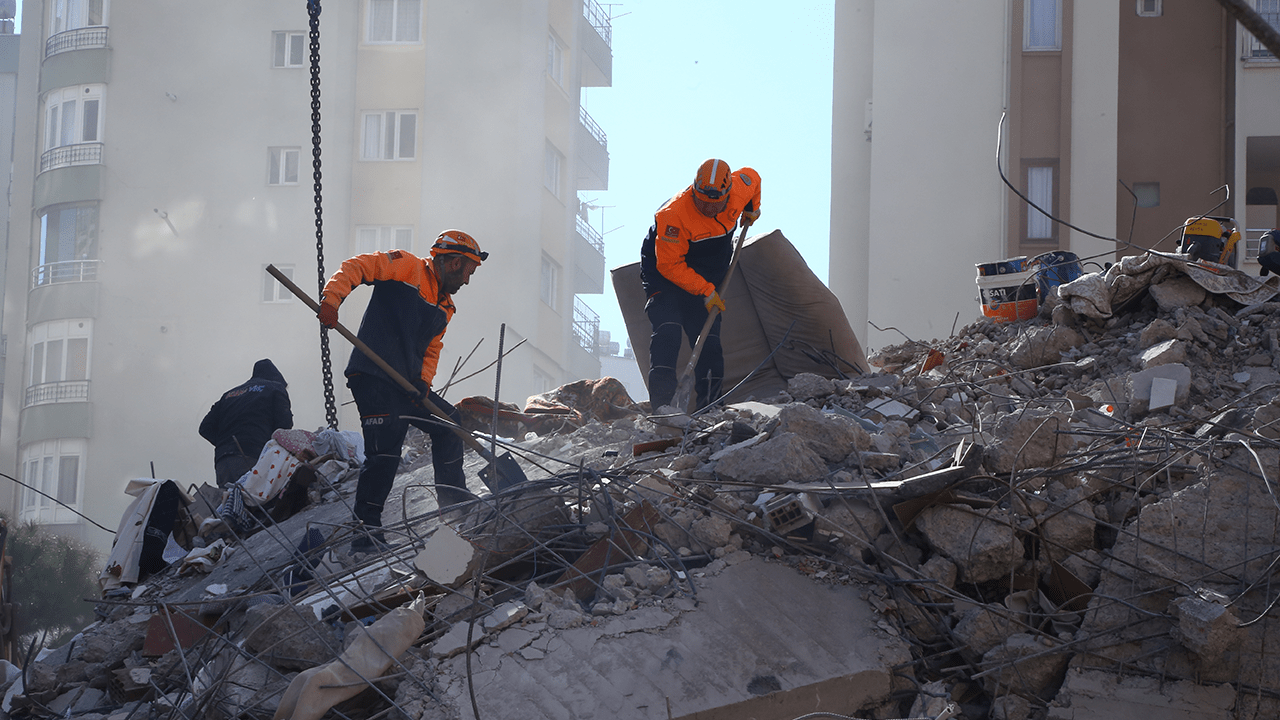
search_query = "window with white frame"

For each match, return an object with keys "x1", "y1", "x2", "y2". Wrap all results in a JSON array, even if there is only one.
[
  {"x1": 1136, "y1": 0, "x2": 1161, "y2": 17},
  {"x1": 43, "y1": 85, "x2": 103, "y2": 152},
  {"x1": 361, "y1": 111, "x2": 417, "y2": 160},
  {"x1": 357, "y1": 226, "x2": 413, "y2": 254},
  {"x1": 1026, "y1": 165, "x2": 1055, "y2": 240},
  {"x1": 262, "y1": 264, "x2": 294, "y2": 303},
  {"x1": 544, "y1": 142, "x2": 563, "y2": 199},
  {"x1": 532, "y1": 366, "x2": 554, "y2": 395},
  {"x1": 36, "y1": 202, "x2": 99, "y2": 287},
  {"x1": 1024, "y1": 0, "x2": 1060, "y2": 51},
  {"x1": 273, "y1": 31, "x2": 306, "y2": 68},
  {"x1": 367, "y1": 0, "x2": 421, "y2": 43},
  {"x1": 547, "y1": 32, "x2": 565, "y2": 86},
  {"x1": 50, "y1": 0, "x2": 105, "y2": 35},
  {"x1": 20, "y1": 439, "x2": 86, "y2": 523},
  {"x1": 540, "y1": 253, "x2": 559, "y2": 311},
  {"x1": 27, "y1": 319, "x2": 91, "y2": 407},
  {"x1": 268, "y1": 147, "x2": 300, "y2": 185}
]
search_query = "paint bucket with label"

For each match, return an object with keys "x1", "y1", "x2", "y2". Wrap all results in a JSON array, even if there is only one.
[
  {"x1": 1030, "y1": 251, "x2": 1083, "y2": 302},
  {"x1": 975, "y1": 262, "x2": 1038, "y2": 322}
]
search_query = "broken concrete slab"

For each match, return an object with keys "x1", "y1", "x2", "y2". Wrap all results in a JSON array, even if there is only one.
[
  {"x1": 1046, "y1": 667, "x2": 1235, "y2": 720},
  {"x1": 1127, "y1": 362, "x2": 1191, "y2": 416},
  {"x1": 420, "y1": 557, "x2": 911, "y2": 720}
]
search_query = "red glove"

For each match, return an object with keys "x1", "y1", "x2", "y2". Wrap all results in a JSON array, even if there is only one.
[{"x1": 318, "y1": 300, "x2": 339, "y2": 328}]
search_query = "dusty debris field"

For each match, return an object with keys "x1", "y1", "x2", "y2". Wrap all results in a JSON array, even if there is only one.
[{"x1": 8, "y1": 256, "x2": 1280, "y2": 720}]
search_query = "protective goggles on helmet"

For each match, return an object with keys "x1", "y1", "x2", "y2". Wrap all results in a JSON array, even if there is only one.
[
  {"x1": 693, "y1": 158, "x2": 733, "y2": 202},
  {"x1": 431, "y1": 230, "x2": 488, "y2": 264}
]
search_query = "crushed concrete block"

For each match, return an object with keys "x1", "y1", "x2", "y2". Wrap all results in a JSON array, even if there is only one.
[
  {"x1": 1138, "y1": 338, "x2": 1187, "y2": 368},
  {"x1": 1128, "y1": 363, "x2": 1191, "y2": 416},
  {"x1": 1139, "y1": 318, "x2": 1179, "y2": 348},
  {"x1": 713, "y1": 432, "x2": 828, "y2": 484},
  {"x1": 482, "y1": 602, "x2": 529, "y2": 633},
  {"x1": 992, "y1": 693, "x2": 1031, "y2": 720},
  {"x1": 916, "y1": 505, "x2": 1024, "y2": 584},
  {"x1": 980, "y1": 633, "x2": 1069, "y2": 698},
  {"x1": 1169, "y1": 592, "x2": 1239, "y2": 663},
  {"x1": 414, "y1": 524, "x2": 483, "y2": 588},
  {"x1": 982, "y1": 409, "x2": 1074, "y2": 474},
  {"x1": 1254, "y1": 400, "x2": 1280, "y2": 439},
  {"x1": 814, "y1": 499, "x2": 886, "y2": 556},
  {"x1": 243, "y1": 603, "x2": 341, "y2": 671},
  {"x1": 852, "y1": 451, "x2": 901, "y2": 471},
  {"x1": 430, "y1": 620, "x2": 486, "y2": 659},
  {"x1": 1150, "y1": 275, "x2": 1206, "y2": 310},
  {"x1": 775, "y1": 403, "x2": 871, "y2": 461},
  {"x1": 953, "y1": 604, "x2": 1019, "y2": 657},
  {"x1": 1046, "y1": 667, "x2": 1236, "y2": 720},
  {"x1": 1035, "y1": 487, "x2": 1097, "y2": 557},
  {"x1": 787, "y1": 372, "x2": 836, "y2": 400},
  {"x1": 1009, "y1": 325, "x2": 1084, "y2": 369}
]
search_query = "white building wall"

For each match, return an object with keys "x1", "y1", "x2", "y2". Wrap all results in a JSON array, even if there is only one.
[
  {"x1": 850, "y1": 0, "x2": 1008, "y2": 350},
  {"x1": 1067, "y1": 1, "x2": 1118, "y2": 261}
]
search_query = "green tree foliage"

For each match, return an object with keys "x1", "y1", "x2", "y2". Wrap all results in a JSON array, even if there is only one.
[{"x1": 4, "y1": 518, "x2": 100, "y2": 646}]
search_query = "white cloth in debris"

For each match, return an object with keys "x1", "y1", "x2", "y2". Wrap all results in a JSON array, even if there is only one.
[
  {"x1": 235, "y1": 439, "x2": 302, "y2": 507},
  {"x1": 98, "y1": 479, "x2": 166, "y2": 592},
  {"x1": 311, "y1": 428, "x2": 364, "y2": 465}
]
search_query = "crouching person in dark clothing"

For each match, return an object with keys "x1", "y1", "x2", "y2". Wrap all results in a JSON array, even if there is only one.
[{"x1": 199, "y1": 359, "x2": 293, "y2": 488}]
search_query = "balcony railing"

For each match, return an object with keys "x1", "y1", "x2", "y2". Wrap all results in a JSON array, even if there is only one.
[
  {"x1": 579, "y1": 106, "x2": 607, "y2": 148},
  {"x1": 25, "y1": 380, "x2": 89, "y2": 407},
  {"x1": 582, "y1": 0, "x2": 612, "y2": 49},
  {"x1": 32, "y1": 259, "x2": 99, "y2": 289},
  {"x1": 576, "y1": 215, "x2": 605, "y2": 254},
  {"x1": 572, "y1": 297, "x2": 600, "y2": 353},
  {"x1": 1244, "y1": 3, "x2": 1280, "y2": 59},
  {"x1": 45, "y1": 26, "x2": 109, "y2": 58},
  {"x1": 40, "y1": 142, "x2": 103, "y2": 173}
]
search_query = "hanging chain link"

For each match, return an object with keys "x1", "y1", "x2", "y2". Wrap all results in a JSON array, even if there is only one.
[{"x1": 309, "y1": 0, "x2": 338, "y2": 429}]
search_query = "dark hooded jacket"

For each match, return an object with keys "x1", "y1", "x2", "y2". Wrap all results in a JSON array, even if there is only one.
[{"x1": 199, "y1": 359, "x2": 293, "y2": 462}]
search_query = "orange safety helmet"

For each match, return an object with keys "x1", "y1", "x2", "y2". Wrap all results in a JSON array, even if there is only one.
[
  {"x1": 692, "y1": 158, "x2": 733, "y2": 203},
  {"x1": 430, "y1": 230, "x2": 487, "y2": 265}
]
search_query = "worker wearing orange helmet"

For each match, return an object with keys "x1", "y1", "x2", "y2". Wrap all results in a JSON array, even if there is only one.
[
  {"x1": 640, "y1": 159, "x2": 761, "y2": 411},
  {"x1": 318, "y1": 231, "x2": 486, "y2": 552}
]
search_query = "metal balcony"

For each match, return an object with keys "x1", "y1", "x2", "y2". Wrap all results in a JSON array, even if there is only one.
[
  {"x1": 45, "y1": 26, "x2": 108, "y2": 58},
  {"x1": 40, "y1": 142, "x2": 103, "y2": 173},
  {"x1": 25, "y1": 380, "x2": 89, "y2": 407},
  {"x1": 32, "y1": 259, "x2": 100, "y2": 289}
]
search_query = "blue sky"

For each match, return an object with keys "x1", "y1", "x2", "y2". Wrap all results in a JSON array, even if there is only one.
[{"x1": 580, "y1": 1, "x2": 836, "y2": 352}]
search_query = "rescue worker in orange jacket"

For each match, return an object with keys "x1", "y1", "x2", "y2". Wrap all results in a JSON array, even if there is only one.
[
  {"x1": 640, "y1": 159, "x2": 761, "y2": 411},
  {"x1": 318, "y1": 231, "x2": 486, "y2": 552}
]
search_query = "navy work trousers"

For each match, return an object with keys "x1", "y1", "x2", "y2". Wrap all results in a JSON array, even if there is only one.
[
  {"x1": 347, "y1": 374, "x2": 468, "y2": 530},
  {"x1": 644, "y1": 288, "x2": 723, "y2": 411}
]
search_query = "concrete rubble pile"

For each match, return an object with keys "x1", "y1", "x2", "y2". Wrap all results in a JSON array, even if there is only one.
[{"x1": 6, "y1": 257, "x2": 1280, "y2": 720}]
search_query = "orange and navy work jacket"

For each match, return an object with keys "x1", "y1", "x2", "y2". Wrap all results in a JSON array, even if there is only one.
[
  {"x1": 322, "y1": 250, "x2": 454, "y2": 394},
  {"x1": 640, "y1": 166, "x2": 761, "y2": 298}
]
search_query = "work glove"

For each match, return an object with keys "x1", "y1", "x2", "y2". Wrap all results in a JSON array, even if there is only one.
[
  {"x1": 741, "y1": 208, "x2": 760, "y2": 227},
  {"x1": 318, "y1": 300, "x2": 340, "y2": 328},
  {"x1": 704, "y1": 291, "x2": 726, "y2": 314}
]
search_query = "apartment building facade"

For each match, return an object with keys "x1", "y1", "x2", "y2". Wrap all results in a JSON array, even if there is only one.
[
  {"x1": 0, "y1": 0, "x2": 611, "y2": 552},
  {"x1": 832, "y1": 0, "x2": 1275, "y2": 350}
]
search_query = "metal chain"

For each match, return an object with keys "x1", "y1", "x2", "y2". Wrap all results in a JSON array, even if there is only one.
[{"x1": 308, "y1": 0, "x2": 338, "y2": 429}]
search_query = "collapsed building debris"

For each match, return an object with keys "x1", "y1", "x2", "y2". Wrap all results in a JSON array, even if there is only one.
[{"x1": 6, "y1": 254, "x2": 1280, "y2": 719}]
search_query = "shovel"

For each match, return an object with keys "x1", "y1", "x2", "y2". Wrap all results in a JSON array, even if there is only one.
[
  {"x1": 265, "y1": 265, "x2": 527, "y2": 493},
  {"x1": 668, "y1": 222, "x2": 751, "y2": 413}
]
